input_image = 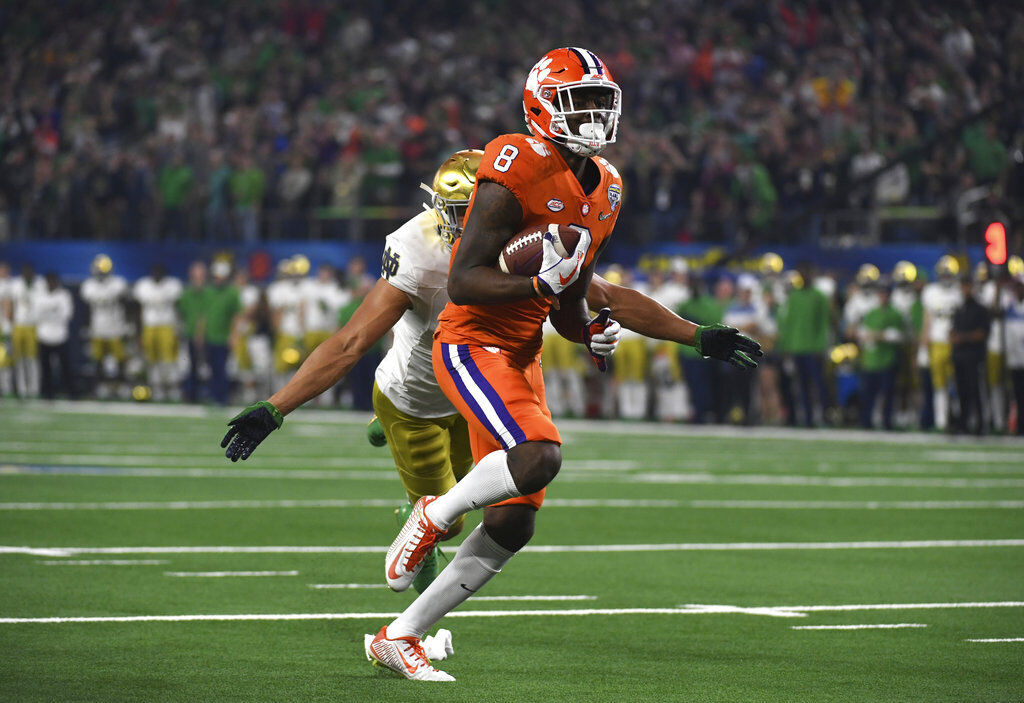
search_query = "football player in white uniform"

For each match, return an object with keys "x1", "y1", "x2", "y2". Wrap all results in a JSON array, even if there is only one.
[
  {"x1": 8, "y1": 263, "x2": 45, "y2": 397},
  {"x1": 266, "y1": 257, "x2": 306, "y2": 389},
  {"x1": 80, "y1": 254, "x2": 129, "y2": 398},
  {"x1": 842, "y1": 264, "x2": 882, "y2": 340},
  {"x1": 300, "y1": 263, "x2": 348, "y2": 406},
  {"x1": 922, "y1": 255, "x2": 964, "y2": 429},
  {"x1": 133, "y1": 263, "x2": 184, "y2": 401},
  {"x1": 0, "y1": 261, "x2": 14, "y2": 396},
  {"x1": 221, "y1": 148, "x2": 760, "y2": 681}
]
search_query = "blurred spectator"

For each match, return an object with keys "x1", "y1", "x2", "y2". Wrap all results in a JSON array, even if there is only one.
[
  {"x1": 159, "y1": 152, "x2": 194, "y2": 240},
  {"x1": 337, "y1": 275, "x2": 381, "y2": 412},
  {"x1": 723, "y1": 275, "x2": 766, "y2": 423},
  {"x1": 950, "y1": 276, "x2": 990, "y2": 434},
  {"x1": 678, "y1": 275, "x2": 725, "y2": 423},
  {"x1": 857, "y1": 284, "x2": 904, "y2": 430},
  {"x1": 36, "y1": 272, "x2": 74, "y2": 399},
  {"x1": 231, "y1": 154, "x2": 267, "y2": 243}
]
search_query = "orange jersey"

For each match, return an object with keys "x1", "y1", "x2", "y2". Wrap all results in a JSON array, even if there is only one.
[{"x1": 436, "y1": 132, "x2": 623, "y2": 356}]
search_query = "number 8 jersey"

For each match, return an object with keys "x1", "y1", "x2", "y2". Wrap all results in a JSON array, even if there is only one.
[{"x1": 436, "y1": 132, "x2": 623, "y2": 357}]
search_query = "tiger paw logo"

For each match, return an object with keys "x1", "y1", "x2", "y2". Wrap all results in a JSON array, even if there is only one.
[{"x1": 526, "y1": 57, "x2": 553, "y2": 96}]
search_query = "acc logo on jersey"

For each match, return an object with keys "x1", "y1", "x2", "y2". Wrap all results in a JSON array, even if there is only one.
[
  {"x1": 381, "y1": 246, "x2": 401, "y2": 279},
  {"x1": 547, "y1": 198, "x2": 564, "y2": 212},
  {"x1": 607, "y1": 183, "x2": 621, "y2": 213}
]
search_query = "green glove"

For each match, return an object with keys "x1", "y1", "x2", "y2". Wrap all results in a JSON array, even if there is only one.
[
  {"x1": 221, "y1": 400, "x2": 284, "y2": 462},
  {"x1": 694, "y1": 324, "x2": 763, "y2": 369}
]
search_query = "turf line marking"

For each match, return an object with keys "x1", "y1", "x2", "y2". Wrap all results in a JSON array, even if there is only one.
[
  {"x1": 679, "y1": 602, "x2": 1024, "y2": 617},
  {"x1": 39, "y1": 560, "x2": 168, "y2": 566},
  {"x1": 791, "y1": 623, "x2": 927, "y2": 630},
  {"x1": 470, "y1": 595, "x2": 596, "y2": 602},
  {"x1": 7, "y1": 464, "x2": 1024, "y2": 488},
  {"x1": 5, "y1": 498, "x2": 1024, "y2": 511},
  {"x1": 164, "y1": 571, "x2": 298, "y2": 578},
  {"x1": 5, "y1": 539, "x2": 1024, "y2": 558},
  {"x1": 3, "y1": 602, "x2": 1022, "y2": 625},
  {"x1": 964, "y1": 637, "x2": 1024, "y2": 643},
  {"x1": 309, "y1": 584, "x2": 388, "y2": 590}
]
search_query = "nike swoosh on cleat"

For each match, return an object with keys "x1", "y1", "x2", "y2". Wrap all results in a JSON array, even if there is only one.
[
  {"x1": 598, "y1": 211, "x2": 611, "y2": 220},
  {"x1": 460, "y1": 583, "x2": 477, "y2": 593}
]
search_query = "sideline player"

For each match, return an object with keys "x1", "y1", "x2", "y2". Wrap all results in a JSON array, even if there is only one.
[
  {"x1": 133, "y1": 263, "x2": 183, "y2": 401},
  {"x1": 372, "y1": 48, "x2": 759, "y2": 680},
  {"x1": 80, "y1": 254, "x2": 129, "y2": 399},
  {"x1": 922, "y1": 255, "x2": 963, "y2": 429}
]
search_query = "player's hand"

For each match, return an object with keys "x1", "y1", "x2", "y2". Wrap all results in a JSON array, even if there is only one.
[
  {"x1": 582, "y1": 307, "x2": 620, "y2": 372},
  {"x1": 221, "y1": 400, "x2": 284, "y2": 461},
  {"x1": 694, "y1": 324, "x2": 763, "y2": 369},
  {"x1": 533, "y1": 227, "x2": 592, "y2": 298}
]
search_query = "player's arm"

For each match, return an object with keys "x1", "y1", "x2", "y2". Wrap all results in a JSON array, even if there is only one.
[
  {"x1": 447, "y1": 181, "x2": 589, "y2": 305},
  {"x1": 588, "y1": 275, "x2": 763, "y2": 369},
  {"x1": 221, "y1": 279, "x2": 412, "y2": 461}
]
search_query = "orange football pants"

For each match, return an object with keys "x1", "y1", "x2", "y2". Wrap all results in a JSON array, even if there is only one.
[{"x1": 433, "y1": 339, "x2": 560, "y2": 509}]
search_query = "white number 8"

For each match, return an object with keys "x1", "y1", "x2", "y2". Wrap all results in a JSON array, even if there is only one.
[{"x1": 493, "y1": 144, "x2": 519, "y2": 173}]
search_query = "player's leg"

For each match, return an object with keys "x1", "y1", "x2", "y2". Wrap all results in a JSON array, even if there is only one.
[{"x1": 930, "y1": 343, "x2": 951, "y2": 430}]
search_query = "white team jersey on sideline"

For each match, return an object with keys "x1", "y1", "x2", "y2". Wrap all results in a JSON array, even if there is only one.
[
  {"x1": 978, "y1": 280, "x2": 1011, "y2": 354},
  {"x1": 35, "y1": 287, "x2": 74, "y2": 345},
  {"x1": 267, "y1": 279, "x2": 304, "y2": 337},
  {"x1": 133, "y1": 276, "x2": 183, "y2": 328},
  {"x1": 374, "y1": 209, "x2": 457, "y2": 419},
  {"x1": 842, "y1": 289, "x2": 880, "y2": 332},
  {"x1": 80, "y1": 275, "x2": 128, "y2": 338},
  {"x1": 240, "y1": 284, "x2": 260, "y2": 310},
  {"x1": 891, "y1": 286, "x2": 916, "y2": 320},
  {"x1": 921, "y1": 282, "x2": 962, "y2": 344},
  {"x1": 300, "y1": 278, "x2": 349, "y2": 333},
  {"x1": 0, "y1": 276, "x2": 12, "y2": 334},
  {"x1": 9, "y1": 276, "x2": 46, "y2": 327}
]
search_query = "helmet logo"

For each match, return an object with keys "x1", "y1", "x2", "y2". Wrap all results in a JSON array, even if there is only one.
[
  {"x1": 526, "y1": 57, "x2": 554, "y2": 95},
  {"x1": 547, "y1": 198, "x2": 564, "y2": 212}
]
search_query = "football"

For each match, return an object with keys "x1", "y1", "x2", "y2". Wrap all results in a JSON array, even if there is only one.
[{"x1": 497, "y1": 224, "x2": 583, "y2": 276}]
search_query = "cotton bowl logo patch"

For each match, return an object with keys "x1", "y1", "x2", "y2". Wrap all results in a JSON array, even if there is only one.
[
  {"x1": 547, "y1": 198, "x2": 564, "y2": 212},
  {"x1": 607, "y1": 184, "x2": 621, "y2": 212}
]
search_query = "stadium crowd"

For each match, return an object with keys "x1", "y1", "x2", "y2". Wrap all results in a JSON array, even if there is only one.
[
  {"x1": 2, "y1": 251, "x2": 1023, "y2": 436},
  {"x1": 1, "y1": 1, "x2": 1022, "y2": 244}
]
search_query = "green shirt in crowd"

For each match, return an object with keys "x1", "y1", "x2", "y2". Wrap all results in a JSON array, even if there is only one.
[
  {"x1": 204, "y1": 284, "x2": 242, "y2": 346},
  {"x1": 178, "y1": 285, "x2": 212, "y2": 340},
  {"x1": 230, "y1": 167, "x2": 267, "y2": 209},
  {"x1": 158, "y1": 165, "x2": 194, "y2": 209},
  {"x1": 860, "y1": 304, "x2": 905, "y2": 372},
  {"x1": 778, "y1": 286, "x2": 830, "y2": 354},
  {"x1": 678, "y1": 295, "x2": 726, "y2": 359}
]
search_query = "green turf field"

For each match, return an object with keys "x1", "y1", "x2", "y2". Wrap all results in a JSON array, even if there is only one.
[{"x1": 1, "y1": 401, "x2": 1022, "y2": 702}]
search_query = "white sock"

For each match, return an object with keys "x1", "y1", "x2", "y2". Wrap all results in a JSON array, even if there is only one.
[
  {"x1": 934, "y1": 389, "x2": 948, "y2": 430},
  {"x1": 424, "y1": 450, "x2": 519, "y2": 530},
  {"x1": 990, "y1": 386, "x2": 1005, "y2": 430},
  {"x1": 387, "y1": 524, "x2": 514, "y2": 639}
]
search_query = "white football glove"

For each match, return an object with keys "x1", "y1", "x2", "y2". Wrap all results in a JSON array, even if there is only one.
[
  {"x1": 533, "y1": 225, "x2": 592, "y2": 297},
  {"x1": 588, "y1": 319, "x2": 621, "y2": 357},
  {"x1": 421, "y1": 629, "x2": 454, "y2": 661}
]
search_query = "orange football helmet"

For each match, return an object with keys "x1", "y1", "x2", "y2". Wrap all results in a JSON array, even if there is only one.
[{"x1": 523, "y1": 47, "x2": 621, "y2": 157}]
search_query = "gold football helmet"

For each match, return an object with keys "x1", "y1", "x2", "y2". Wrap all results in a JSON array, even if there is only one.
[
  {"x1": 935, "y1": 254, "x2": 960, "y2": 280},
  {"x1": 759, "y1": 252, "x2": 784, "y2": 276},
  {"x1": 892, "y1": 260, "x2": 917, "y2": 285},
  {"x1": 290, "y1": 254, "x2": 311, "y2": 277},
  {"x1": 1008, "y1": 255, "x2": 1024, "y2": 277},
  {"x1": 91, "y1": 254, "x2": 113, "y2": 276},
  {"x1": 421, "y1": 149, "x2": 484, "y2": 247},
  {"x1": 855, "y1": 263, "x2": 880, "y2": 286}
]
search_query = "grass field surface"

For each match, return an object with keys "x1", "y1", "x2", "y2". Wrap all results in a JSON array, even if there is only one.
[{"x1": 1, "y1": 401, "x2": 1022, "y2": 702}]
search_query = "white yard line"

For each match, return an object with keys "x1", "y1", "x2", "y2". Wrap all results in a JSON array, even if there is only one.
[
  {"x1": 469, "y1": 595, "x2": 596, "y2": 602},
  {"x1": 38, "y1": 560, "x2": 168, "y2": 566},
  {"x1": 164, "y1": 571, "x2": 298, "y2": 578},
  {"x1": 4, "y1": 539, "x2": 1024, "y2": 558},
  {"x1": 6, "y1": 464, "x2": 1024, "y2": 488},
  {"x1": 791, "y1": 623, "x2": 927, "y2": 630},
  {"x1": 2, "y1": 601, "x2": 1021, "y2": 625},
  {"x1": 964, "y1": 637, "x2": 1024, "y2": 643},
  {"x1": 8, "y1": 498, "x2": 1023, "y2": 511}
]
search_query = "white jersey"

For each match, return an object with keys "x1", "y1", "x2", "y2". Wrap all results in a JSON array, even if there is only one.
[
  {"x1": 240, "y1": 284, "x2": 260, "y2": 310},
  {"x1": 300, "y1": 278, "x2": 349, "y2": 333},
  {"x1": 80, "y1": 275, "x2": 128, "y2": 338},
  {"x1": 842, "y1": 289, "x2": 880, "y2": 333},
  {"x1": 133, "y1": 276, "x2": 183, "y2": 328},
  {"x1": 891, "y1": 286, "x2": 917, "y2": 320},
  {"x1": 374, "y1": 210, "x2": 456, "y2": 418},
  {"x1": 978, "y1": 280, "x2": 1013, "y2": 354},
  {"x1": 267, "y1": 279, "x2": 304, "y2": 337},
  {"x1": 35, "y1": 287, "x2": 74, "y2": 345},
  {"x1": 922, "y1": 282, "x2": 962, "y2": 344},
  {"x1": 9, "y1": 276, "x2": 45, "y2": 327},
  {"x1": 651, "y1": 280, "x2": 690, "y2": 314},
  {"x1": 0, "y1": 276, "x2": 13, "y2": 334},
  {"x1": 1005, "y1": 296, "x2": 1024, "y2": 369}
]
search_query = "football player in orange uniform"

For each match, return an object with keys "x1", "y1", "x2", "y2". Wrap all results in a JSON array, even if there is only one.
[{"x1": 366, "y1": 48, "x2": 761, "y2": 680}]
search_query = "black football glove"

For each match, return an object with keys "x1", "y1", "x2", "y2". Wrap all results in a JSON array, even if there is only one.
[
  {"x1": 221, "y1": 400, "x2": 284, "y2": 461},
  {"x1": 694, "y1": 324, "x2": 763, "y2": 369}
]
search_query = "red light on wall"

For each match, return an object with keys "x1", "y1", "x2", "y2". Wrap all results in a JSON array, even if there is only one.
[{"x1": 985, "y1": 222, "x2": 1007, "y2": 265}]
